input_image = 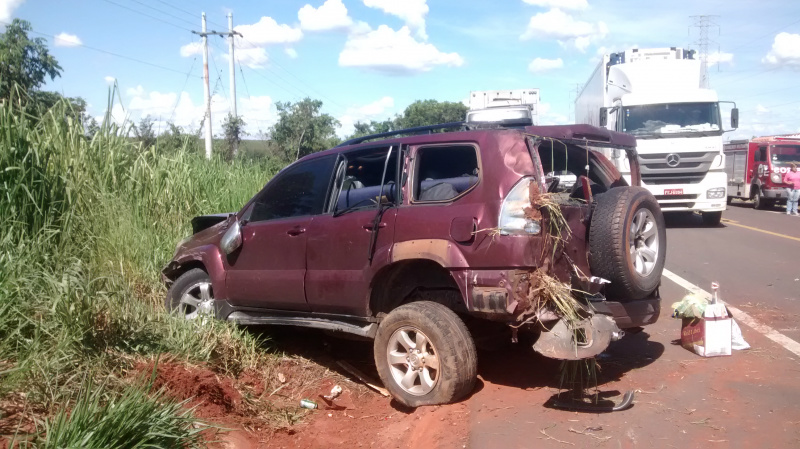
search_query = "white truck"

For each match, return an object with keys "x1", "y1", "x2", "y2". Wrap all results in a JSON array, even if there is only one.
[
  {"x1": 466, "y1": 89, "x2": 539, "y2": 126},
  {"x1": 575, "y1": 47, "x2": 739, "y2": 226}
]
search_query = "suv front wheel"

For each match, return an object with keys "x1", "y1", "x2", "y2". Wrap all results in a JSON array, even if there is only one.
[{"x1": 373, "y1": 301, "x2": 477, "y2": 407}]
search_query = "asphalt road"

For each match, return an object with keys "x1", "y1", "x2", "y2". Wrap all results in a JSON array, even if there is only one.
[
  {"x1": 665, "y1": 201, "x2": 800, "y2": 338},
  {"x1": 466, "y1": 201, "x2": 800, "y2": 449}
]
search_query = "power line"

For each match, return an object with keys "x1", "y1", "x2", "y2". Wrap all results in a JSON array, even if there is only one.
[
  {"x1": 128, "y1": 0, "x2": 198, "y2": 27},
  {"x1": 0, "y1": 19, "x2": 200, "y2": 77},
  {"x1": 169, "y1": 56, "x2": 198, "y2": 122},
  {"x1": 724, "y1": 17, "x2": 800, "y2": 55},
  {"x1": 101, "y1": 0, "x2": 192, "y2": 31}
]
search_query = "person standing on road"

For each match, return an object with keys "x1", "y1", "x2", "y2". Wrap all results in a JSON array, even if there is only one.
[{"x1": 783, "y1": 163, "x2": 800, "y2": 216}]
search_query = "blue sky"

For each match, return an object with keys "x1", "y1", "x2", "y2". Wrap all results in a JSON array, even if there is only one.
[{"x1": 3, "y1": 0, "x2": 799, "y2": 140}]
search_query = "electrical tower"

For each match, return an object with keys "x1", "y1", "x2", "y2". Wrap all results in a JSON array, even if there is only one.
[
  {"x1": 689, "y1": 15, "x2": 720, "y2": 88},
  {"x1": 192, "y1": 13, "x2": 242, "y2": 159}
]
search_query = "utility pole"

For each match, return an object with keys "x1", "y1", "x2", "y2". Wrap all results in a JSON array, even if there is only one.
[
  {"x1": 192, "y1": 13, "x2": 242, "y2": 160},
  {"x1": 689, "y1": 15, "x2": 720, "y2": 88},
  {"x1": 228, "y1": 13, "x2": 239, "y2": 156}
]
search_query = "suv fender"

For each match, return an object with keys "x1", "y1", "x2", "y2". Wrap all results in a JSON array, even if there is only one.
[{"x1": 162, "y1": 244, "x2": 228, "y2": 300}]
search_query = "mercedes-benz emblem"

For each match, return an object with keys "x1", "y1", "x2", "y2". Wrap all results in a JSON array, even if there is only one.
[{"x1": 666, "y1": 153, "x2": 681, "y2": 167}]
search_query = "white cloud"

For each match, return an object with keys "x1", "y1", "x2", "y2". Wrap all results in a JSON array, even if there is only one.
[
  {"x1": 522, "y1": 0, "x2": 588, "y2": 10},
  {"x1": 538, "y1": 102, "x2": 569, "y2": 126},
  {"x1": 528, "y1": 57, "x2": 563, "y2": 73},
  {"x1": 337, "y1": 96, "x2": 395, "y2": 137},
  {"x1": 0, "y1": 0, "x2": 24, "y2": 22},
  {"x1": 339, "y1": 25, "x2": 463, "y2": 74},
  {"x1": 235, "y1": 16, "x2": 303, "y2": 46},
  {"x1": 285, "y1": 48, "x2": 298, "y2": 59},
  {"x1": 520, "y1": 8, "x2": 607, "y2": 52},
  {"x1": 763, "y1": 32, "x2": 800, "y2": 68},
  {"x1": 706, "y1": 51, "x2": 733, "y2": 67},
  {"x1": 53, "y1": 32, "x2": 82, "y2": 47},
  {"x1": 109, "y1": 85, "x2": 275, "y2": 136},
  {"x1": 756, "y1": 104, "x2": 769, "y2": 115},
  {"x1": 230, "y1": 47, "x2": 269, "y2": 68},
  {"x1": 180, "y1": 42, "x2": 203, "y2": 57},
  {"x1": 363, "y1": 0, "x2": 429, "y2": 40},
  {"x1": 298, "y1": 0, "x2": 353, "y2": 32},
  {"x1": 104, "y1": 76, "x2": 115, "y2": 84}
]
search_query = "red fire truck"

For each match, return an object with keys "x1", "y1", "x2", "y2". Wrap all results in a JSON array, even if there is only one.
[{"x1": 724, "y1": 134, "x2": 800, "y2": 209}]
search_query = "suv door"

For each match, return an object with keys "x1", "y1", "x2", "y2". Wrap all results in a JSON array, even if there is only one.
[
  {"x1": 305, "y1": 147, "x2": 399, "y2": 315},
  {"x1": 225, "y1": 155, "x2": 336, "y2": 310}
]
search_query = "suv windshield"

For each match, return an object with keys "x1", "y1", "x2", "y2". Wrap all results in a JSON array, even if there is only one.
[
  {"x1": 621, "y1": 102, "x2": 721, "y2": 138},
  {"x1": 770, "y1": 144, "x2": 800, "y2": 167}
]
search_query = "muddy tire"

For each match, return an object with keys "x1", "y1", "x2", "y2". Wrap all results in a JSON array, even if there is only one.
[
  {"x1": 753, "y1": 191, "x2": 768, "y2": 210},
  {"x1": 589, "y1": 186, "x2": 666, "y2": 300},
  {"x1": 373, "y1": 301, "x2": 477, "y2": 407},
  {"x1": 166, "y1": 268, "x2": 216, "y2": 320}
]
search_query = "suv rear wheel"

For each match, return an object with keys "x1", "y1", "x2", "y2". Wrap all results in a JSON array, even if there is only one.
[
  {"x1": 373, "y1": 301, "x2": 477, "y2": 407},
  {"x1": 589, "y1": 187, "x2": 666, "y2": 300}
]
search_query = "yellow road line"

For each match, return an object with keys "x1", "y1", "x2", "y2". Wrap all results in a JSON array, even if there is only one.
[{"x1": 721, "y1": 218, "x2": 800, "y2": 243}]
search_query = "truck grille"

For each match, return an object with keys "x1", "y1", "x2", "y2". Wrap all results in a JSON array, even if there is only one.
[
  {"x1": 654, "y1": 194, "x2": 699, "y2": 201},
  {"x1": 642, "y1": 173, "x2": 707, "y2": 185},
  {"x1": 638, "y1": 151, "x2": 718, "y2": 185}
]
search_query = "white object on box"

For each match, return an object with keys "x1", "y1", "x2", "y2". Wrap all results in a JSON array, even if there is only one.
[{"x1": 701, "y1": 303, "x2": 732, "y2": 357}]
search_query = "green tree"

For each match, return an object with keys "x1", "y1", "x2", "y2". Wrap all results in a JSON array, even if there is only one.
[
  {"x1": 270, "y1": 98, "x2": 340, "y2": 161},
  {"x1": 395, "y1": 99, "x2": 468, "y2": 129},
  {"x1": 0, "y1": 19, "x2": 62, "y2": 100},
  {"x1": 221, "y1": 113, "x2": 246, "y2": 161},
  {"x1": 350, "y1": 119, "x2": 398, "y2": 139},
  {"x1": 133, "y1": 115, "x2": 157, "y2": 149}
]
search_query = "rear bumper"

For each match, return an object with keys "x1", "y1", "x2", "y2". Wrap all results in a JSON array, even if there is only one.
[
  {"x1": 762, "y1": 187, "x2": 788, "y2": 201},
  {"x1": 590, "y1": 296, "x2": 661, "y2": 329}
]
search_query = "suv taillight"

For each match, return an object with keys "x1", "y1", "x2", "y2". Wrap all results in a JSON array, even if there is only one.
[{"x1": 498, "y1": 177, "x2": 541, "y2": 235}]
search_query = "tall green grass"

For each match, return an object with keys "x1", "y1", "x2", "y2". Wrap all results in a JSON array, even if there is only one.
[{"x1": 0, "y1": 97, "x2": 282, "y2": 442}]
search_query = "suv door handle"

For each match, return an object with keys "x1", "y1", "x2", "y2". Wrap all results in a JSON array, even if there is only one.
[
  {"x1": 287, "y1": 227, "x2": 306, "y2": 236},
  {"x1": 363, "y1": 222, "x2": 387, "y2": 230}
]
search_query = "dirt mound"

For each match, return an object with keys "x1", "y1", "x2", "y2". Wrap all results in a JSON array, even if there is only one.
[{"x1": 142, "y1": 361, "x2": 243, "y2": 419}]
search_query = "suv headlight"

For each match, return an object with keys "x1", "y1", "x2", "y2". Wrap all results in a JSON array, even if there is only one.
[
  {"x1": 706, "y1": 187, "x2": 726, "y2": 199},
  {"x1": 499, "y1": 177, "x2": 542, "y2": 235},
  {"x1": 771, "y1": 172, "x2": 782, "y2": 184}
]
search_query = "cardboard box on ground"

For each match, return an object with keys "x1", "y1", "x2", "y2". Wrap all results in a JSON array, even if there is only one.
[{"x1": 675, "y1": 283, "x2": 750, "y2": 358}]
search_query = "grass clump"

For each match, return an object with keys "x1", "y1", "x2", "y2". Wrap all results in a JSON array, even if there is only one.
[
  {"x1": 0, "y1": 95, "x2": 284, "y2": 443},
  {"x1": 30, "y1": 380, "x2": 204, "y2": 449}
]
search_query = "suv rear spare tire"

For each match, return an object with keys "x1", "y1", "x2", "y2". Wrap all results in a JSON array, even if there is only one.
[
  {"x1": 589, "y1": 186, "x2": 666, "y2": 300},
  {"x1": 373, "y1": 301, "x2": 477, "y2": 407}
]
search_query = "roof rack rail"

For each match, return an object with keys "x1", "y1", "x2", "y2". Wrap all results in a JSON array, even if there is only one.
[{"x1": 336, "y1": 121, "x2": 465, "y2": 147}]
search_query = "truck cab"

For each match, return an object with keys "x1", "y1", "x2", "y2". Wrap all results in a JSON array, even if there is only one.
[{"x1": 577, "y1": 47, "x2": 739, "y2": 226}]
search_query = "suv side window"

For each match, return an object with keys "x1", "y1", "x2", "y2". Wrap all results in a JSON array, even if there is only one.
[
  {"x1": 328, "y1": 147, "x2": 397, "y2": 213},
  {"x1": 413, "y1": 145, "x2": 479, "y2": 202},
  {"x1": 250, "y1": 155, "x2": 335, "y2": 222}
]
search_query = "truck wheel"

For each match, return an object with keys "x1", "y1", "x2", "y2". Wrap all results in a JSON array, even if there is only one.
[
  {"x1": 702, "y1": 211, "x2": 723, "y2": 226},
  {"x1": 166, "y1": 268, "x2": 216, "y2": 320},
  {"x1": 753, "y1": 192, "x2": 767, "y2": 210},
  {"x1": 373, "y1": 301, "x2": 477, "y2": 407},
  {"x1": 589, "y1": 187, "x2": 666, "y2": 300}
]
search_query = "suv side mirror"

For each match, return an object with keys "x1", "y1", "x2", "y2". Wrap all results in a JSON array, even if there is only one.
[
  {"x1": 731, "y1": 107, "x2": 739, "y2": 129},
  {"x1": 220, "y1": 220, "x2": 242, "y2": 255},
  {"x1": 599, "y1": 108, "x2": 608, "y2": 127}
]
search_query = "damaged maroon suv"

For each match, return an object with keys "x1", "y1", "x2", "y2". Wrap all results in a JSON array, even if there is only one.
[{"x1": 163, "y1": 123, "x2": 665, "y2": 407}]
